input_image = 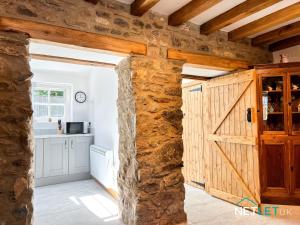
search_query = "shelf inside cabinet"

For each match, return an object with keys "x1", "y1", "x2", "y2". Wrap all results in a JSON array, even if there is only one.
[
  {"x1": 264, "y1": 90, "x2": 283, "y2": 94},
  {"x1": 267, "y1": 112, "x2": 284, "y2": 115}
]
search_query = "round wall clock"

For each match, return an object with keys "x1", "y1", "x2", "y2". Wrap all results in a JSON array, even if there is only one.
[{"x1": 75, "y1": 91, "x2": 87, "y2": 103}]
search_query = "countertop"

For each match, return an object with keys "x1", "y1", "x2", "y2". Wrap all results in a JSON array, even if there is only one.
[{"x1": 35, "y1": 133, "x2": 94, "y2": 139}]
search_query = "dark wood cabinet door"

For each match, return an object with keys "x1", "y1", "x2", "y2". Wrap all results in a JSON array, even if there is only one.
[
  {"x1": 288, "y1": 73, "x2": 300, "y2": 135},
  {"x1": 261, "y1": 139, "x2": 289, "y2": 194},
  {"x1": 291, "y1": 141, "x2": 300, "y2": 194}
]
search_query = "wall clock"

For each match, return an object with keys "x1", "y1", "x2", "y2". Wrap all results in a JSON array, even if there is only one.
[{"x1": 75, "y1": 91, "x2": 87, "y2": 103}]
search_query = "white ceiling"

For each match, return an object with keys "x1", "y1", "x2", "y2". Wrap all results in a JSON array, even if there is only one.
[
  {"x1": 117, "y1": 0, "x2": 300, "y2": 38},
  {"x1": 30, "y1": 60, "x2": 94, "y2": 73},
  {"x1": 182, "y1": 65, "x2": 227, "y2": 77},
  {"x1": 29, "y1": 40, "x2": 126, "y2": 65},
  {"x1": 29, "y1": 40, "x2": 125, "y2": 73}
]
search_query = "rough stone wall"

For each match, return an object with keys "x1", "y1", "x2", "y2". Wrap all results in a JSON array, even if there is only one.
[
  {"x1": 0, "y1": 31, "x2": 33, "y2": 225},
  {"x1": 0, "y1": 0, "x2": 272, "y2": 64},
  {"x1": 116, "y1": 56, "x2": 186, "y2": 225}
]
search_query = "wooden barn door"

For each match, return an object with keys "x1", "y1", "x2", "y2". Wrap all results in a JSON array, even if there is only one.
[
  {"x1": 204, "y1": 70, "x2": 261, "y2": 206},
  {"x1": 182, "y1": 81, "x2": 205, "y2": 188}
]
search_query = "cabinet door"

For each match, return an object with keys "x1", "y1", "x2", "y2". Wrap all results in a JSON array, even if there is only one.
[
  {"x1": 288, "y1": 73, "x2": 300, "y2": 135},
  {"x1": 291, "y1": 140, "x2": 300, "y2": 194},
  {"x1": 69, "y1": 137, "x2": 92, "y2": 174},
  {"x1": 44, "y1": 138, "x2": 69, "y2": 177},
  {"x1": 35, "y1": 139, "x2": 44, "y2": 179},
  {"x1": 261, "y1": 139, "x2": 289, "y2": 194},
  {"x1": 259, "y1": 74, "x2": 287, "y2": 134}
]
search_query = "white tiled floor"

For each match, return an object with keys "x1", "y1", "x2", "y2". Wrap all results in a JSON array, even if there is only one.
[
  {"x1": 34, "y1": 180, "x2": 123, "y2": 225},
  {"x1": 34, "y1": 180, "x2": 299, "y2": 225}
]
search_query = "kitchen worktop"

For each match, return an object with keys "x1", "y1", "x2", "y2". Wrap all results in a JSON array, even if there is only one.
[{"x1": 35, "y1": 133, "x2": 94, "y2": 139}]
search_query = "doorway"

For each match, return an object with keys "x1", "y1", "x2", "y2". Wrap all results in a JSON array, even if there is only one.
[{"x1": 29, "y1": 40, "x2": 123, "y2": 225}]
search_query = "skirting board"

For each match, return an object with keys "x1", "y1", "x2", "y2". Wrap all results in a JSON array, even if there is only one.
[
  {"x1": 91, "y1": 175, "x2": 119, "y2": 200},
  {"x1": 35, "y1": 173, "x2": 91, "y2": 187}
]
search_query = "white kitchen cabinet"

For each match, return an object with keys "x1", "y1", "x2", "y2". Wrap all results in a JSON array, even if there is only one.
[
  {"x1": 69, "y1": 136, "x2": 93, "y2": 174},
  {"x1": 44, "y1": 138, "x2": 69, "y2": 177},
  {"x1": 34, "y1": 139, "x2": 44, "y2": 179}
]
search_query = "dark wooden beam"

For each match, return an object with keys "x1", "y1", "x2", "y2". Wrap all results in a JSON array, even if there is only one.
[
  {"x1": 168, "y1": 49, "x2": 249, "y2": 71},
  {"x1": 131, "y1": 0, "x2": 160, "y2": 16},
  {"x1": 229, "y1": 2, "x2": 300, "y2": 41},
  {"x1": 30, "y1": 54, "x2": 116, "y2": 68},
  {"x1": 252, "y1": 21, "x2": 300, "y2": 46},
  {"x1": 182, "y1": 74, "x2": 210, "y2": 80},
  {"x1": 269, "y1": 35, "x2": 300, "y2": 52},
  {"x1": 0, "y1": 17, "x2": 147, "y2": 55},
  {"x1": 201, "y1": 0, "x2": 280, "y2": 35},
  {"x1": 168, "y1": 0, "x2": 221, "y2": 26},
  {"x1": 84, "y1": 0, "x2": 98, "y2": 4}
]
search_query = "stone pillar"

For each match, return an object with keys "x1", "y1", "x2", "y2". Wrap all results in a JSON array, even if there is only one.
[
  {"x1": 116, "y1": 55, "x2": 187, "y2": 225},
  {"x1": 0, "y1": 31, "x2": 33, "y2": 225}
]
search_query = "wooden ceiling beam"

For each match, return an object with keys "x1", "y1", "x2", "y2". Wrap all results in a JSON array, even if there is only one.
[
  {"x1": 269, "y1": 35, "x2": 300, "y2": 52},
  {"x1": 168, "y1": 49, "x2": 249, "y2": 71},
  {"x1": 0, "y1": 16, "x2": 147, "y2": 55},
  {"x1": 182, "y1": 74, "x2": 210, "y2": 80},
  {"x1": 252, "y1": 21, "x2": 300, "y2": 46},
  {"x1": 200, "y1": 0, "x2": 280, "y2": 35},
  {"x1": 30, "y1": 54, "x2": 116, "y2": 68},
  {"x1": 168, "y1": 0, "x2": 221, "y2": 26},
  {"x1": 228, "y1": 2, "x2": 300, "y2": 41},
  {"x1": 131, "y1": 0, "x2": 160, "y2": 16}
]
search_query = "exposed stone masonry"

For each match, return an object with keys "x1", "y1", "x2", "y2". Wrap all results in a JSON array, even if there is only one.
[
  {"x1": 0, "y1": 0, "x2": 272, "y2": 64},
  {"x1": 0, "y1": 31, "x2": 33, "y2": 225},
  {"x1": 116, "y1": 56, "x2": 186, "y2": 225}
]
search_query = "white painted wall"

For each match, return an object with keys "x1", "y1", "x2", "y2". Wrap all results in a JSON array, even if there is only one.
[
  {"x1": 273, "y1": 45, "x2": 300, "y2": 63},
  {"x1": 32, "y1": 68, "x2": 91, "y2": 127},
  {"x1": 89, "y1": 67, "x2": 119, "y2": 190}
]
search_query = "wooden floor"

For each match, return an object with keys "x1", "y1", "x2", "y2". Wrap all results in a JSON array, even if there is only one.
[{"x1": 34, "y1": 180, "x2": 299, "y2": 225}]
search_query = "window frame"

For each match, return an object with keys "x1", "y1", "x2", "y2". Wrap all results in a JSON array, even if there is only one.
[{"x1": 32, "y1": 82, "x2": 72, "y2": 123}]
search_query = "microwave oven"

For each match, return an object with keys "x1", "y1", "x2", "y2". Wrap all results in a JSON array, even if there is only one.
[{"x1": 65, "y1": 122, "x2": 88, "y2": 134}]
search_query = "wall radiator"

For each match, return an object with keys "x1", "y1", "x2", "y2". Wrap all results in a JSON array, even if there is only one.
[{"x1": 90, "y1": 145, "x2": 113, "y2": 188}]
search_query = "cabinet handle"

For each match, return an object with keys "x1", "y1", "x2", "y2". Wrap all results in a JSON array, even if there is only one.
[
  {"x1": 291, "y1": 166, "x2": 294, "y2": 172},
  {"x1": 65, "y1": 140, "x2": 67, "y2": 149},
  {"x1": 71, "y1": 140, "x2": 73, "y2": 149}
]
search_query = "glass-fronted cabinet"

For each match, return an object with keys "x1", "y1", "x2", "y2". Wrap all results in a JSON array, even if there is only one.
[{"x1": 257, "y1": 64, "x2": 300, "y2": 204}]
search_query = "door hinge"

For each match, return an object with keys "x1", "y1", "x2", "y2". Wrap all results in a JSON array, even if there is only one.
[
  {"x1": 190, "y1": 86, "x2": 202, "y2": 92},
  {"x1": 191, "y1": 180, "x2": 205, "y2": 188}
]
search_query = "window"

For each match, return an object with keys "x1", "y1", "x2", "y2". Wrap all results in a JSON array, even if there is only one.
[{"x1": 32, "y1": 83, "x2": 72, "y2": 122}]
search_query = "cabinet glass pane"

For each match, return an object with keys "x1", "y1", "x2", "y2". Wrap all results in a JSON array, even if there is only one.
[
  {"x1": 291, "y1": 75, "x2": 300, "y2": 132},
  {"x1": 295, "y1": 144, "x2": 300, "y2": 189},
  {"x1": 262, "y1": 76, "x2": 284, "y2": 132},
  {"x1": 265, "y1": 144, "x2": 285, "y2": 188}
]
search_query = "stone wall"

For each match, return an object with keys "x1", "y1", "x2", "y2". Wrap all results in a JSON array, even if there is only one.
[
  {"x1": 0, "y1": 31, "x2": 33, "y2": 225},
  {"x1": 0, "y1": 0, "x2": 272, "y2": 64},
  {"x1": 116, "y1": 55, "x2": 186, "y2": 225}
]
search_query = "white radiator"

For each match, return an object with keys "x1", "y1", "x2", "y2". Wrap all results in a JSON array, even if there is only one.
[{"x1": 90, "y1": 145, "x2": 113, "y2": 188}]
